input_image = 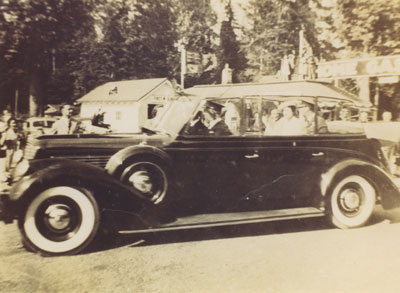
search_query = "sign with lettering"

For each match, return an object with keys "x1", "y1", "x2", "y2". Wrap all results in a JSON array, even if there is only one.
[
  {"x1": 378, "y1": 76, "x2": 399, "y2": 84},
  {"x1": 317, "y1": 55, "x2": 400, "y2": 79}
]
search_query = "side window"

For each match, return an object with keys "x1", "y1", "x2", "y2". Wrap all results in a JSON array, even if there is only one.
[
  {"x1": 319, "y1": 99, "x2": 365, "y2": 134},
  {"x1": 243, "y1": 98, "x2": 261, "y2": 134}
]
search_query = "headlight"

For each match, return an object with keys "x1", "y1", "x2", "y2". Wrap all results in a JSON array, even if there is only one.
[{"x1": 11, "y1": 159, "x2": 30, "y2": 183}]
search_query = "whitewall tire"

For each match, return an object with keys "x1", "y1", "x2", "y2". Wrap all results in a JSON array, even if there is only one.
[
  {"x1": 19, "y1": 186, "x2": 100, "y2": 256},
  {"x1": 330, "y1": 175, "x2": 376, "y2": 229}
]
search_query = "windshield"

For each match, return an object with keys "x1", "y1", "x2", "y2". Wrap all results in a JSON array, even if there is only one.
[{"x1": 152, "y1": 96, "x2": 200, "y2": 135}]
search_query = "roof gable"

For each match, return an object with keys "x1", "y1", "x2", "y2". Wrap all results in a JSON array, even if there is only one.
[{"x1": 78, "y1": 78, "x2": 172, "y2": 103}]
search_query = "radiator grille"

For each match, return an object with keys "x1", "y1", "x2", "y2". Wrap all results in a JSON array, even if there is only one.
[{"x1": 23, "y1": 139, "x2": 39, "y2": 160}]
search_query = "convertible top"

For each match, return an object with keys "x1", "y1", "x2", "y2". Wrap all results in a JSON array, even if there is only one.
[{"x1": 183, "y1": 80, "x2": 372, "y2": 107}]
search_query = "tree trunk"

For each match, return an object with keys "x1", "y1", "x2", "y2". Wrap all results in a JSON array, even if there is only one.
[{"x1": 29, "y1": 71, "x2": 43, "y2": 117}]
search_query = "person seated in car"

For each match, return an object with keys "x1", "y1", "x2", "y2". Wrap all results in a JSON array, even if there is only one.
[
  {"x1": 358, "y1": 111, "x2": 369, "y2": 123},
  {"x1": 339, "y1": 107, "x2": 351, "y2": 121},
  {"x1": 263, "y1": 108, "x2": 280, "y2": 135},
  {"x1": 298, "y1": 101, "x2": 328, "y2": 135},
  {"x1": 91, "y1": 109, "x2": 110, "y2": 129},
  {"x1": 186, "y1": 111, "x2": 209, "y2": 135},
  {"x1": 224, "y1": 101, "x2": 240, "y2": 135},
  {"x1": 202, "y1": 102, "x2": 232, "y2": 136},
  {"x1": 272, "y1": 103, "x2": 305, "y2": 135},
  {"x1": 186, "y1": 101, "x2": 232, "y2": 136}
]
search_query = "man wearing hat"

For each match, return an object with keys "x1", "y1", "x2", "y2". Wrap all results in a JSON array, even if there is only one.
[
  {"x1": 187, "y1": 101, "x2": 232, "y2": 136},
  {"x1": 202, "y1": 101, "x2": 232, "y2": 136}
]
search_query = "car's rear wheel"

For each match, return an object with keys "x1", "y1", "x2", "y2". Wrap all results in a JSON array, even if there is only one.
[
  {"x1": 19, "y1": 186, "x2": 100, "y2": 256},
  {"x1": 121, "y1": 159, "x2": 168, "y2": 205},
  {"x1": 329, "y1": 175, "x2": 376, "y2": 229}
]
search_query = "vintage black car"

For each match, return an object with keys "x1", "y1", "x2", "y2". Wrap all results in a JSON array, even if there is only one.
[{"x1": 1, "y1": 81, "x2": 400, "y2": 256}]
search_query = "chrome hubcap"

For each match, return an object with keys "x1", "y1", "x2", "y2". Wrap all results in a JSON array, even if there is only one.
[
  {"x1": 340, "y1": 189, "x2": 361, "y2": 212},
  {"x1": 129, "y1": 171, "x2": 153, "y2": 194},
  {"x1": 124, "y1": 162, "x2": 167, "y2": 204},
  {"x1": 45, "y1": 204, "x2": 72, "y2": 231}
]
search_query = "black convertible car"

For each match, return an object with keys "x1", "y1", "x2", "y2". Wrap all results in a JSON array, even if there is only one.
[{"x1": 1, "y1": 81, "x2": 399, "y2": 256}]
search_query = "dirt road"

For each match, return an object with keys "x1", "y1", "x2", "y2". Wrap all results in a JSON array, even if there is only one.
[{"x1": 1, "y1": 206, "x2": 400, "y2": 292}]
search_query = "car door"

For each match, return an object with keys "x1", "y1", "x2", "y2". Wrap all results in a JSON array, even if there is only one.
[
  {"x1": 235, "y1": 97, "x2": 330, "y2": 212},
  {"x1": 167, "y1": 97, "x2": 257, "y2": 214}
]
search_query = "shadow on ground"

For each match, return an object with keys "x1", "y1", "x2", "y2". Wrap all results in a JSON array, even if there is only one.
[
  {"x1": 90, "y1": 217, "x2": 331, "y2": 254},
  {"x1": 89, "y1": 206, "x2": 400, "y2": 254}
]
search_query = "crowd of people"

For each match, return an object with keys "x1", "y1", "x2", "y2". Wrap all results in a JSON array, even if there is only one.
[
  {"x1": 187, "y1": 99, "x2": 331, "y2": 137},
  {"x1": 0, "y1": 103, "x2": 112, "y2": 185},
  {"x1": 185, "y1": 99, "x2": 400, "y2": 138},
  {"x1": 0, "y1": 100, "x2": 398, "y2": 184},
  {"x1": 259, "y1": 100, "x2": 329, "y2": 136}
]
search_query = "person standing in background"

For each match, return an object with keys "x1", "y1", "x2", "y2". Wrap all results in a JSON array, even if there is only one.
[
  {"x1": 50, "y1": 104, "x2": 79, "y2": 134},
  {"x1": 0, "y1": 117, "x2": 21, "y2": 173},
  {"x1": 0, "y1": 112, "x2": 8, "y2": 182},
  {"x1": 280, "y1": 54, "x2": 291, "y2": 81}
]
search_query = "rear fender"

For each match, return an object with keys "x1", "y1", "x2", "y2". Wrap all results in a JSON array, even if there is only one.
[
  {"x1": 320, "y1": 159, "x2": 400, "y2": 209},
  {"x1": 106, "y1": 145, "x2": 172, "y2": 178}
]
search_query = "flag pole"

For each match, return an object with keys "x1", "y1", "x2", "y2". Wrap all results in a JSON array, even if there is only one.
[
  {"x1": 180, "y1": 44, "x2": 186, "y2": 90},
  {"x1": 299, "y1": 28, "x2": 304, "y2": 58}
]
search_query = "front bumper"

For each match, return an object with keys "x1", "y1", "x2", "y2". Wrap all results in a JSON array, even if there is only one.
[{"x1": 0, "y1": 193, "x2": 14, "y2": 224}]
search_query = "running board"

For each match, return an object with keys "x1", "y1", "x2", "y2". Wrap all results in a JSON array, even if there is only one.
[{"x1": 118, "y1": 207, "x2": 325, "y2": 234}]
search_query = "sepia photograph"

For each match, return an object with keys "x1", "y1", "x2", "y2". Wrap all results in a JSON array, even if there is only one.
[{"x1": 1, "y1": 0, "x2": 400, "y2": 292}]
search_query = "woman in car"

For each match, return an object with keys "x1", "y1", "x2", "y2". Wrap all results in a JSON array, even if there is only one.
[
  {"x1": 272, "y1": 104, "x2": 305, "y2": 135},
  {"x1": 263, "y1": 108, "x2": 280, "y2": 135}
]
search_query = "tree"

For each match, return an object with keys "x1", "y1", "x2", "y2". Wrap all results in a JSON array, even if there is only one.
[
  {"x1": 333, "y1": 0, "x2": 400, "y2": 57},
  {"x1": 71, "y1": 0, "x2": 179, "y2": 96},
  {"x1": 173, "y1": 0, "x2": 218, "y2": 87},
  {"x1": 0, "y1": 0, "x2": 97, "y2": 115},
  {"x1": 326, "y1": 0, "x2": 400, "y2": 118},
  {"x1": 241, "y1": 0, "x2": 319, "y2": 81},
  {"x1": 217, "y1": 0, "x2": 247, "y2": 83},
  {"x1": 70, "y1": 0, "x2": 133, "y2": 95},
  {"x1": 128, "y1": 0, "x2": 178, "y2": 79}
]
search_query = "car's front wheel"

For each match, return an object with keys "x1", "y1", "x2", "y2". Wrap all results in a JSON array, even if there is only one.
[
  {"x1": 19, "y1": 186, "x2": 100, "y2": 256},
  {"x1": 329, "y1": 175, "x2": 376, "y2": 229}
]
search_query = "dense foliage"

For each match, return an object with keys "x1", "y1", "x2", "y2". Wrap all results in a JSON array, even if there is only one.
[
  {"x1": 240, "y1": 0, "x2": 319, "y2": 79},
  {"x1": 0, "y1": 0, "x2": 97, "y2": 115},
  {"x1": 1, "y1": 0, "x2": 400, "y2": 116}
]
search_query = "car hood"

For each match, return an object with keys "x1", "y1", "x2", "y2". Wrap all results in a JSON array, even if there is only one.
[{"x1": 31, "y1": 132, "x2": 175, "y2": 150}]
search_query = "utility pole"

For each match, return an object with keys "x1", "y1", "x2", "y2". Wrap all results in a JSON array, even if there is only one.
[
  {"x1": 178, "y1": 38, "x2": 187, "y2": 90},
  {"x1": 14, "y1": 89, "x2": 19, "y2": 117},
  {"x1": 52, "y1": 48, "x2": 56, "y2": 74}
]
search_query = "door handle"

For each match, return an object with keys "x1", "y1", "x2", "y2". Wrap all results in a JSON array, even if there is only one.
[
  {"x1": 245, "y1": 153, "x2": 259, "y2": 159},
  {"x1": 312, "y1": 152, "x2": 325, "y2": 157}
]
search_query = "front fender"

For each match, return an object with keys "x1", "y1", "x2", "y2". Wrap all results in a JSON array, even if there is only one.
[
  {"x1": 9, "y1": 159, "x2": 152, "y2": 218},
  {"x1": 320, "y1": 159, "x2": 400, "y2": 209},
  {"x1": 105, "y1": 145, "x2": 172, "y2": 177}
]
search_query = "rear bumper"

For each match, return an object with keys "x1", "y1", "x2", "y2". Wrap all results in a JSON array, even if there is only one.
[{"x1": 0, "y1": 193, "x2": 14, "y2": 224}]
